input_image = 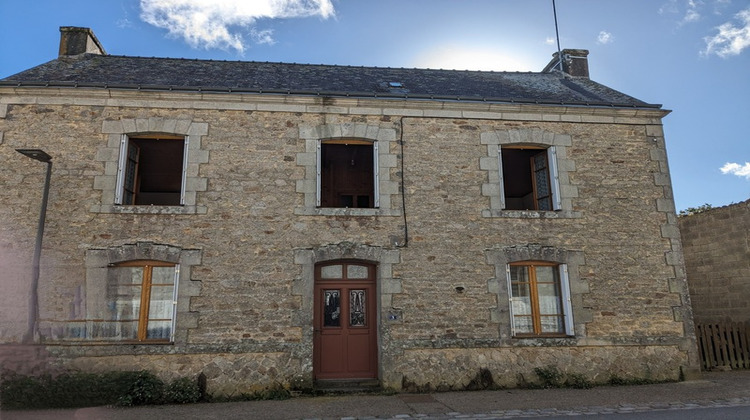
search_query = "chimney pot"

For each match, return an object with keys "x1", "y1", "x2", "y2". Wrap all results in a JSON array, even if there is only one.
[
  {"x1": 543, "y1": 49, "x2": 590, "y2": 78},
  {"x1": 59, "y1": 27, "x2": 106, "y2": 57}
]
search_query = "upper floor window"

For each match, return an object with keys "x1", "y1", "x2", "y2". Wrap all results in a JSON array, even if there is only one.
[
  {"x1": 116, "y1": 135, "x2": 187, "y2": 206},
  {"x1": 318, "y1": 139, "x2": 379, "y2": 208},
  {"x1": 499, "y1": 146, "x2": 561, "y2": 211},
  {"x1": 106, "y1": 260, "x2": 179, "y2": 342},
  {"x1": 507, "y1": 261, "x2": 573, "y2": 337}
]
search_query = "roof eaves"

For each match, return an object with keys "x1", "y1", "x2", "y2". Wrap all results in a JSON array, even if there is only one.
[{"x1": 0, "y1": 80, "x2": 663, "y2": 109}]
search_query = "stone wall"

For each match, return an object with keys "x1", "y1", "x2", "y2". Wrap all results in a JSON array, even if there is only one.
[
  {"x1": 0, "y1": 89, "x2": 697, "y2": 394},
  {"x1": 679, "y1": 200, "x2": 750, "y2": 324},
  {"x1": 392, "y1": 345, "x2": 685, "y2": 391}
]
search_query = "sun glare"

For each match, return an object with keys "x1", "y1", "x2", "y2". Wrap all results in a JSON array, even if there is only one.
[{"x1": 412, "y1": 45, "x2": 535, "y2": 72}]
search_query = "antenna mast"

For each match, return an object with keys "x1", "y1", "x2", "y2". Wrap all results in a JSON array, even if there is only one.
[{"x1": 553, "y1": 0, "x2": 563, "y2": 70}]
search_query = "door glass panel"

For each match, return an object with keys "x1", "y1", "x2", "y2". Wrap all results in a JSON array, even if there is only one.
[
  {"x1": 537, "y1": 283, "x2": 561, "y2": 315},
  {"x1": 108, "y1": 267, "x2": 142, "y2": 323},
  {"x1": 146, "y1": 320, "x2": 171, "y2": 339},
  {"x1": 513, "y1": 316, "x2": 533, "y2": 334},
  {"x1": 510, "y1": 266, "x2": 531, "y2": 316},
  {"x1": 151, "y1": 266, "x2": 175, "y2": 284},
  {"x1": 148, "y1": 285, "x2": 174, "y2": 320},
  {"x1": 540, "y1": 316, "x2": 564, "y2": 333},
  {"x1": 323, "y1": 289, "x2": 341, "y2": 327},
  {"x1": 510, "y1": 265, "x2": 529, "y2": 282},
  {"x1": 533, "y1": 152, "x2": 551, "y2": 210},
  {"x1": 321, "y1": 265, "x2": 343, "y2": 279},
  {"x1": 347, "y1": 264, "x2": 369, "y2": 279},
  {"x1": 350, "y1": 289, "x2": 366, "y2": 327}
]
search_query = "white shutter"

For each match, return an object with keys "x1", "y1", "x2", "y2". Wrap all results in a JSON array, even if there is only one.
[
  {"x1": 505, "y1": 264, "x2": 515, "y2": 336},
  {"x1": 180, "y1": 136, "x2": 189, "y2": 205},
  {"x1": 547, "y1": 146, "x2": 562, "y2": 210},
  {"x1": 559, "y1": 264, "x2": 574, "y2": 336},
  {"x1": 373, "y1": 141, "x2": 380, "y2": 208},
  {"x1": 170, "y1": 264, "x2": 180, "y2": 343},
  {"x1": 497, "y1": 147, "x2": 506, "y2": 210},
  {"x1": 114, "y1": 134, "x2": 128, "y2": 205},
  {"x1": 316, "y1": 141, "x2": 322, "y2": 207}
]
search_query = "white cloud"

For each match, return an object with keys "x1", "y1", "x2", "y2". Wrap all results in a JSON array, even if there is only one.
[
  {"x1": 684, "y1": 8, "x2": 701, "y2": 23},
  {"x1": 720, "y1": 162, "x2": 750, "y2": 179},
  {"x1": 139, "y1": 0, "x2": 335, "y2": 52},
  {"x1": 251, "y1": 28, "x2": 275, "y2": 45},
  {"x1": 682, "y1": 0, "x2": 704, "y2": 24},
  {"x1": 702, "y1": 7, "x2": 750, "y2": 57},
  {"x1": 597, "y1": 31, "x2": 613, "y2": 45},
  {"x1": 545, "y1": 37, "x2": 556, "y2": 46},
  {"x1": 659, "y1": 0, "x2": 707, "y2": 25},
  {"x1": 658, "y1": 0, "x2": 679, "y2": 15},
  {"x1": 117, "y1": 18, "x2": 133, "y2": 29}
]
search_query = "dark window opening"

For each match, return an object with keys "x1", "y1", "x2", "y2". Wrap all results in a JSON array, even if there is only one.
[
  {"x1": 320, "y1": 142, "x2": 374, "y2": 208},
  {"x1": 501, "y1": 147, "x2": 552, "y2": 211},
  {"x1": 122, "y1": 137, "x2": 184, "y2": 205}
]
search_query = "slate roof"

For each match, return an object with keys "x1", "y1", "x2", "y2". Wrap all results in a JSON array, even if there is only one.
[{"x1": 0, "y1": 53, "x2": 660, "y2": 109}]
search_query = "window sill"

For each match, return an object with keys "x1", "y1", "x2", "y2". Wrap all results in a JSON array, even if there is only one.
[
  {"x1": 41, "y1": 339, "x2": 174, "y2": 346},
  {"x1": 91, "y1": 204, "x2": 207, "y2": 215},
  {"x1": 482, "y1": 209, "x2": 581, "y2": 219},
  {"x1": 294, "y1": 207, "x2": 402, "y2": 216},
  {"x1": 510, "y1": 335, "x2": 577, "y2": 346}
]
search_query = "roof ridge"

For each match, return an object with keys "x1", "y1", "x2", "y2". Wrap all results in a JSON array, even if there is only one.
[{"x1": 85, "y1": 53, "x2": 539, "y2": 75}]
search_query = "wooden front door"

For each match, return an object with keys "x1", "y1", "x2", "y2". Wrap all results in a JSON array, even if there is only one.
[{"x1": 313, "y1": 261, "x2": 378, "y2": 379}]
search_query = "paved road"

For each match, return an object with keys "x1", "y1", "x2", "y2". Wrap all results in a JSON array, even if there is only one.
[
  {"x1": 542, "y1": 405, "x2": 750, "y2": 420},
  {"x1": 3, "y1": 370, "x2": 750, "y2": 419}
]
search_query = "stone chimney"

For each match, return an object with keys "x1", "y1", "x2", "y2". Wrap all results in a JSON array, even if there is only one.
[
  {"x1": 58, "y1": 27, "x2": 106, "y2": 57},
  {"x1": 542, "y1": 49, "x2": 589, "y2": 78}
]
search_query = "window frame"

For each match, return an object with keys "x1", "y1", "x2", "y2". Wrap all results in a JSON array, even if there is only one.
[
  {"x1": 506, "y1": 261, "x2": 573, "y2": 337},
  {"x1": 316, "y1": 139, "x2": 380, "y2": 209},
  {"x1": 109, "y1": 260, "x2": 180, "y2": 343},
  {"x1": 498, "y1": 145, "x2": 561, "y2": 211},
  {"x1": 115, "y1": 134, "x2": 189, "y2": 206}
]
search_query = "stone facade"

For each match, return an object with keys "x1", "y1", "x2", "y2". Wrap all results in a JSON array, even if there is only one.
[
  {"x1": 679, "y1": 200, "x2": 750, "y2": 324},
  {"x1": 0, "y1": 68, "x2": 698, "y2": 393}
]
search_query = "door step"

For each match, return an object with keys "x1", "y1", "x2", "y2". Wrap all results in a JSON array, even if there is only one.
[{"x1": 314, "y1": 378, "x2": 381, "y2": 393}]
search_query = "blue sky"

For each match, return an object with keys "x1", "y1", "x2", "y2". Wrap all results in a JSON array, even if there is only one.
[{"x1": 1, "y1": 0, "x2": 748, "y2": 211}]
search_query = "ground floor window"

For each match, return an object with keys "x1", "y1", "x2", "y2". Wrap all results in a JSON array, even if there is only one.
[
  {"x1": 507, "y1": 261, "x2": 573, "y2": 337},
  {"x1": 105, "y1": 260, "x2": 179, "y2": 342}
]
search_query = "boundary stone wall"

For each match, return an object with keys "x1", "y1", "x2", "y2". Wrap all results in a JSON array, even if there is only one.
[{"x1": 679, "y1": 199, "x2": 750, "y2": 324}]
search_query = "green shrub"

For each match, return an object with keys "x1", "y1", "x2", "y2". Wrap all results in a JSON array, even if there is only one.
[
  {"x1": 0, "y1": 373, "x2": 43, "y2": 409},
  {"x1": 533, "y1": 366, "x2": 563, "y2": 388},
  {"x1": 115, "y1": 371, "x2": 165, "y2": 407},
  {"x1": 165, "y1": 377, "x2": 201, "y2": 404},
  {"x1": 565, "y1": 373, "x2": 593, "y2": 389},
  {"x1": 0, "y1": 370, "x2": 181, "y2": 409}
]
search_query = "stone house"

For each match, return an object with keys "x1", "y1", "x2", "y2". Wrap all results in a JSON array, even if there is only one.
[
  {"x1": 679, "y1": 199, "x2": 750, "y2": 325},
  {"x1": 0, "y1": 27, "x2": 698, "y2": 394}
]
